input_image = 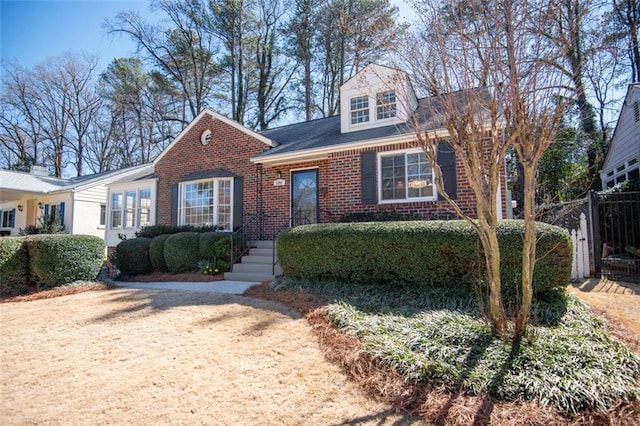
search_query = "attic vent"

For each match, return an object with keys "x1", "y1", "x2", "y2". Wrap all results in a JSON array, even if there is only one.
[{"x1": 634, "y1": 101, "x2": 640, "y2": 123}]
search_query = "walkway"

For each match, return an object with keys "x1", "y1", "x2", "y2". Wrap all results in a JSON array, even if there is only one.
[{"x1": 115, "y1": 280, "x2": 260, "y2": 294}]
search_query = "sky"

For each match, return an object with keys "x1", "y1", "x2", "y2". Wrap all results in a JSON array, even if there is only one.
[
  {"x1": 0, "y1": 0, "x2": 415, "y2": 74},
  {"x1": 0, "y1": 0, "x2": 154, "y2": 72}
]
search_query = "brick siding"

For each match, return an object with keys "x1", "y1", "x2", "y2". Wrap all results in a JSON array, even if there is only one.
[{"x1": 154, "y1": 113, "x2": 507, "y2": 239}]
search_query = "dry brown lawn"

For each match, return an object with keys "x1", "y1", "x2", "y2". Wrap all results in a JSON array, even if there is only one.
[
  {"x1": 0, "y1": 288, "x2": 420, "y2": 425},
  {"x1": 2, "y1": 276, "x2": 639, "y2": 425}
]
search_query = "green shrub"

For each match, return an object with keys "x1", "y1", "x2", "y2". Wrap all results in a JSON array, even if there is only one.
[
  {"x1": 19, "y1": 214, "x2": 66, "y2": 235},
  {"x1": 277, "y1": 220, "x2": 571, "y2": 296},
  {"x1": 27, "y1": 235, "x2": 104, "y2": 290},
  {"x1": 114, "y1": 237, "x2": 153, "y2": 276},
  {"x1": 135, "y1": 224, "x2": 217, "y2": 239},
  {"x1": 164, "y1": 232, "x2": 201, "y2": 273},
  {"x1": 339, "y1": 210, "x2": 423, "y2": 222},
  {"x1": 149, "y1": 234, "x2": 171, "y2": 272},
  {"x1": 0, "y1": 237, "x2": 30, "y2": 296},
  {"x1": 212, "y1": 236, "x2": 244, "y2": 272},
  {"x1": 199, "y1": 232, "x2": 228, "y2": 260}
]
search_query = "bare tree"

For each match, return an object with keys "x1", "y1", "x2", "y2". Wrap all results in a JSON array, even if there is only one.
[
  {"x1": 0, "y1": 61, "x2": 46, "y2": 170},
  {"x1": 403, "y1": 0, "x2": 569, "y2": 338},
  {"x1": 106, "y1": 0, "x2": 222, "y2": 123}
]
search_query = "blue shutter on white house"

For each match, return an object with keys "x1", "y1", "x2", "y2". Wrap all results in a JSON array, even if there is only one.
[
  {"x1": 59, "y1": 202, "x2": 65, "y2": 226},
  {"x1": 10, "y1": 209, "x2": 15, "y2": 227},
  {"x1": 44, "y1": 204, "x2": 50, "y2": 216}
]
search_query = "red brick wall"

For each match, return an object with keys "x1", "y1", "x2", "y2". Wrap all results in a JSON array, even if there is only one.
[
  {"x1": 154, "y1": 115, "x2": 508, "y2": 239},
  {"x1": 154, "y1": 115, "x2": 270, "y2": 228},
  {"x1": 266, "y1": 141, "x2": 480, "y2": 233}
]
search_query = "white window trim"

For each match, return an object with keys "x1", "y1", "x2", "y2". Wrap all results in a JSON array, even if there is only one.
[
  {"x1": 377, "y1": 148, "x2": 437, "y2": 204},
  {"x1": 350, "y1": 95, "x2": 370, "y2": 125},
  {"x1": 605, "y1": 157, "x2": 640, "y2": 187},
  {"x1": 376, "y1": 90, "x2": 397, "y2": 121},
  {"x1": 178, "y1": 177, "x2": 234, "y2": 231},
  {"x1": 109, "y1": 189, "x2": 152, "y2": 230}
]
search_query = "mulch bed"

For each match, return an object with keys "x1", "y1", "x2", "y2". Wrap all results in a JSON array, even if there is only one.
[{"x1": 244, "y1": 282, "x2": 640, "y2": 425}]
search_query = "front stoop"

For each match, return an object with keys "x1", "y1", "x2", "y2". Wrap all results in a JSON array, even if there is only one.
[{"x1": 223, "y1": 240, "x2": 282, "y2": 282}]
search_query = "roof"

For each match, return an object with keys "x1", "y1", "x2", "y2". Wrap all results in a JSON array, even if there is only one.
[
  {"x1": 253, "y1": 89, "x2": 492, "y2": 165},
  {"x1": 0, "y1": 163, "x2": 153, "y2": 203}
]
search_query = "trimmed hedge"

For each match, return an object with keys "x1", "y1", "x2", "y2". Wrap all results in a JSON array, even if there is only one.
[
  {"x1": 165, "y1": 232, "x2": 201, "y2": 273},
  {"x1": 136, "y1": 224, "x2": 217, "y2": 239},
  {"x1": 0, "y1": 237, "x2": 30, "y2": 296},
  {"x1": 114, "y1": 237, "x2": 153, "y2": 276},
  {"x1": 27, "y1": 234, "x2": 104, "y2": 290},
  {"x1": 149, "y1": 234, "x2": 171, "y2": 272},
  {"x1": 277, "y1": 220, "x2": 572, "y2": 296}
]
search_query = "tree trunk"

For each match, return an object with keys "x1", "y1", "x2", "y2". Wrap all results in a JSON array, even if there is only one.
[{"x1": 515, "y1": 163, "x2": 536, "y2": 338}]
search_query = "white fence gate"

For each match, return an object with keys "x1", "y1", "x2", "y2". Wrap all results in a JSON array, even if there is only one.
[{"x1": 569, "y1": 213, "x2": 590, "y2": 280}]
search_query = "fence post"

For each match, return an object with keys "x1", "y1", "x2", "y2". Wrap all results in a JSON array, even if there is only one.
[
  {"x1": 579, "y1": 212, "x2": 590, "y2": 278},
  {"x1": 588, "y1": 190, "x2": 601, "y2": 276},
  {"x1": 571, "y1": 229, "x2": 579, "y2": 280}
]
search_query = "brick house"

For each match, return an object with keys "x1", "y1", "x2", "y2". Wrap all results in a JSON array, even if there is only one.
[{"x1": 105, "y1": 64, "x2": 510, "y2": 280}]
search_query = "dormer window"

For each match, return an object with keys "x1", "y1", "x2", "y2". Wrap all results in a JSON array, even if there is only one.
[
  {"x1": 350, "y1": 96, "x2": 370, "y2": 124},
  {"x1": 376, "y1": 91, "x2": 397, "y2": 120}
]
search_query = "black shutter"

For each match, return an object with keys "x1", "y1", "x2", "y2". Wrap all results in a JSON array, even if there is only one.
[
  {"x1": 233, "y1": 176, "x2": 243, "y2": 231},
  {"x1": 437, "y1": 141, "x2": 457, "y2": 200},
  {"x1": 360, "y1": 150, "x2": 377, "y2": 205},
  {"x1": 170, "y1": 184, "x2": 178, "y2": 225}
]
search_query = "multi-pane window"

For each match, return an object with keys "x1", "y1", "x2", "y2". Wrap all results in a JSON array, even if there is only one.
[
  {"x1": 350, "y1": 96, "x2": 370, "y2": 124},
  {"x1": 124, "y1": 191, "x2": 136, "y2": 228},
  {"x1": 379, "y1": 150, "x2": 435, "y2": 202},
  {"x1": 110, "y1": 189, "x2": 151, "y2": 229},
  {"x1": 180, "y1": 179, "x2": 232, "y2": 230},
  {"x1": 99, "y1": 204, "x2": 106, "y2": 226},
  {"x1": 139, "y1": 190, "x2": 151, "y2": 227},
  {"x1": 1, "y1": 209, "x2": 15, "y2": 228},
  {"x1": 376, "y1": 91, "x2": 396, "y2": 120},
  {"x1": 110, "y1": 193, "x2": 123, "y2": 228}
]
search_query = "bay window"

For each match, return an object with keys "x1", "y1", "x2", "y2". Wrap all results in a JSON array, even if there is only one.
[{"x1": 179, "y1": 178, "x2": 232, "y2": 230}]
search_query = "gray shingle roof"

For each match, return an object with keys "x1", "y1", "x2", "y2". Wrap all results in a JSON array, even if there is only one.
[{"x1": 255, "y1": 90, "x2": 488, "y2": 160}]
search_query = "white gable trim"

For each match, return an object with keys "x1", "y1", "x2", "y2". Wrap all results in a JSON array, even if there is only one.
[{"x1": 154, "y1": 109, "x2": 277, "y2": 164}]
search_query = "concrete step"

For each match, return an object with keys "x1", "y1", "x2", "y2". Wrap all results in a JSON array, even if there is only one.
[
  {"x1": 241, "y1": 254, "x2": 272, "y2": 264},
  {"x1": 233, "y1": 262, "x2": 276, "y2": 274},
  {"x1": 248, "y1": 247, "x2": 275, "y2": 257},
  {"x1": 252, "y1": 240, "x2": 276, "y2": 249},
  {"x1": 223, "y1": 271, "x2": 276, "y2": 282}
]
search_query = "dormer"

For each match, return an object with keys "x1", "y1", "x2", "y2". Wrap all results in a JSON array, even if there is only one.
[{"x1": 339, "y1": 63, "x2": 418, "y2": 134}]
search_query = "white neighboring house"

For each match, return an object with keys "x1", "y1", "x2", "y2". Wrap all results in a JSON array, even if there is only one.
[
  {"x1": 104, "y1": 166, "x2": 157, "y2": 247},
  {"x1": 601, "y1": 83, "x2": 640, "y2": 188},
  {"x1": 0, "y1": 164, "x2": 153, "y2": 239}
]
